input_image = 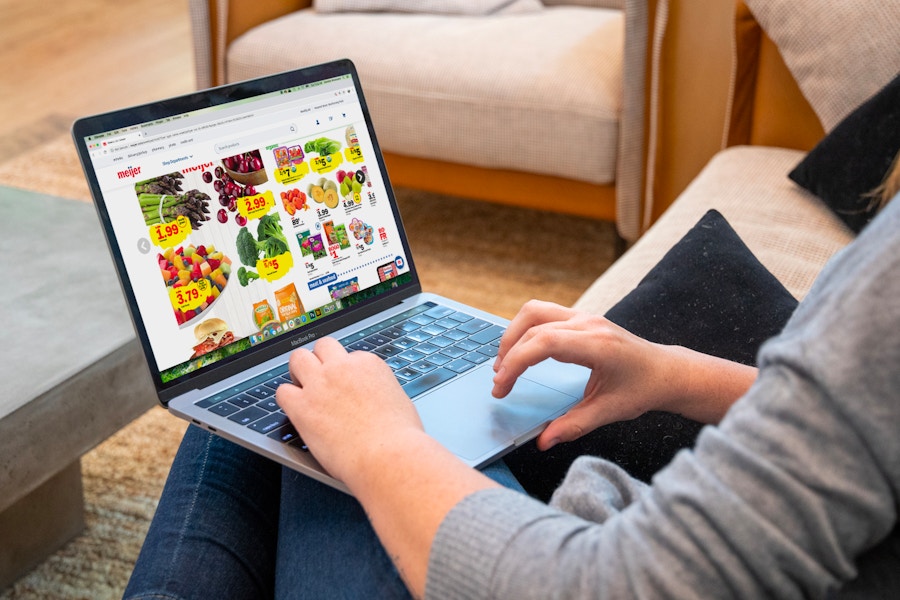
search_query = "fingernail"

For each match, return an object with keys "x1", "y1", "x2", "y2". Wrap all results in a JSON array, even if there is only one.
[{"x1": 545, "y1": 438, "x2": 560, "y2": 450}]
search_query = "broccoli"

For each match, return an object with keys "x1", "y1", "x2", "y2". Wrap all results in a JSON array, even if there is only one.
[
  {"x1": 257, "y1": 213, "x2": 284, "y2": 241},
  {"x1": 235, "y1": 213, "x2": 291, "y2": 268},
  {"x1": 236, "y1": 227, "x2": 262, "y2": 266},
  {"x1": 237, "y1": 266, "x2": 260, "y2": 287}
]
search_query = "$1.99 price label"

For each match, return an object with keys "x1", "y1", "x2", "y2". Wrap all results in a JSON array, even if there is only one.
[
  {"x1": 150, "y1": 215, "x2": 191, "y2": 249},
  {"x1": 169, "y1": 278, "x2": 210, "y2": 312},
  {"x1": 238, "y1": 190, "x2": 275, "y2": 221},
  {"x1": 256, "y1": 251, "x2": 293, "y2": 282}
]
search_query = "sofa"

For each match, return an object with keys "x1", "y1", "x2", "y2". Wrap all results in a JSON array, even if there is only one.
[
  {"x1": 188, "y1": 0, "x2": 652, "y2": 241},
  {"x1": 574, "y1": 0, "x2": 900, "y2": 317},
  {"x1": 505, "y1": 0, "x2": 900, "y2": 502}
]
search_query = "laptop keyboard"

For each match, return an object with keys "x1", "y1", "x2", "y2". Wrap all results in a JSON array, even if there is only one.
[{"x1": 192, "y1": 302, "x2": 504, "y2": 451}]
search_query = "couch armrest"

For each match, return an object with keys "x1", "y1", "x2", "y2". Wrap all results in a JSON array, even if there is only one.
[{"x1": 189, "y1": 0, "x2": 312, "y2": 88}]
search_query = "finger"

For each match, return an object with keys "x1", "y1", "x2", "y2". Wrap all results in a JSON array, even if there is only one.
[
  {"x1": 286, "y1": 347, "x2": 320, "y2": 386},
  {"x1": 536, "y1": 406, "x2": 598, "y2": 451},
  {"x1": 275, "y1": 377, "x2": 304, "y2": 414},
  {"x1": 492, "y1": 325, "x2": 593, "y2": 398},
  {"x1": 311, "y1": 336, "x2": 349, "y2": 361},
  {"x1": 495, "y1": 300, "x2": 575, "y2": 370}
]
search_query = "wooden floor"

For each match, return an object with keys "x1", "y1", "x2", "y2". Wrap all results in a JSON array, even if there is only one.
[{"x1": 0, "y1": 0, "x2": 195, "y2": 163}]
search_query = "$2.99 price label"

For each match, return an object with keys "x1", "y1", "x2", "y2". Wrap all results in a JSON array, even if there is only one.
[
  {"x1": 150, "y1": 215, "x2": 192, "y2": 249},
  {"x1": 256, "y1": 251, "x2": 293, "y2": 282},
  {"x1": 238, "y1": 190, "x2": 275, "y2": 221},
  {"x1": 169, "y1": 278, "x2": 210, "y2": 312}
]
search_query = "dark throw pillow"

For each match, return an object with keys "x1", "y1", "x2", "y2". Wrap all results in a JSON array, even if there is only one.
[
  {"x1": 505, "y1": 210, "x2": 800, "y2": 501},
  {"x1": 788, "y1": 71, "x2": 900, "y2": 233}
]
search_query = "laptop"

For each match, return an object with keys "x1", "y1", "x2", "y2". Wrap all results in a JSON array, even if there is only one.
[{"x1": 72, "y1": 59, "x2": 589, "y2": 493}]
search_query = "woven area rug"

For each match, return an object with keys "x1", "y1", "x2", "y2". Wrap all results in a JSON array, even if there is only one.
[{"x1": 0, "y1": 134, "x2": 618, "y2": 599}]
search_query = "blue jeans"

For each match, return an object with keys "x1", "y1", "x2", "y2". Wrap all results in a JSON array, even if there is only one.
[{"x1": 124, "y1": 425, "x2": 524, "y2": 599}]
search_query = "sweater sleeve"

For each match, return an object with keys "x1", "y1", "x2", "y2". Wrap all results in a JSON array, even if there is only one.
[{"x1": 426, "y1": 199, "x2": 900, "y2": 600}]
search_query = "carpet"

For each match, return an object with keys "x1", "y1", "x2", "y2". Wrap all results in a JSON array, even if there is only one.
[{"x1": 0, "y1": 134, "x2": 618, "y2": 599}]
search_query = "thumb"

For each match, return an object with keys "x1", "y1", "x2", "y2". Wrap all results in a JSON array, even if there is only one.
[{"x1": 536, "y1": 413, "x2": 587, "y2": 451}]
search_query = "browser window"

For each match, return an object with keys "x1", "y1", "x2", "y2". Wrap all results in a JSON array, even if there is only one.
[{"x1": 80, "y1": 74, "x2": 411, "y2": 383}]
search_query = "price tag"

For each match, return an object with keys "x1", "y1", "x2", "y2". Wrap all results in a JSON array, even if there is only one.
[
  {"x1": 273, "y1": 162, "x2": 310, "y2": 185},
  {"x1": 169, "y1": 278, "x2": 210, "y2": 312},
  {"x1": 344, "y1": 147, "x2": 363, "y2": 163},
  {"x1": 256, "y1": 251, "x2": 293, "y2": 282},
  {"x1": 310, "y1": 152, "x2": 344, "y2": 175},
  {"x1": 150, "y1": 215, "x2": 191, "y2": 249},
  {"x1": 238, "y1": 190, "x2": 275, "y2": 221}
]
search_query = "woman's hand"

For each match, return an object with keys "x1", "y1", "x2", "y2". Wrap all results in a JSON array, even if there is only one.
[
  {"x1": 276, "y1": 337, "x2": 498, "y2": 598},
  {"x1": 492, "y1": 300, "x2": 756, "y2": 450},
  {"x1": 275, "y1": 337, "x2": 424, "y2": 487}
]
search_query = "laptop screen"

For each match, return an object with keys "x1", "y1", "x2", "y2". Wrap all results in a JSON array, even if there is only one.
[{"x1": 74, "y1": 61, "x2": 418, "y2": 394}]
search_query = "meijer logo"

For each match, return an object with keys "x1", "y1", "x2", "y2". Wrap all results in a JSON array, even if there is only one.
[{"x1": 117, "y1": 166, "x2": 142, "y2": 179}]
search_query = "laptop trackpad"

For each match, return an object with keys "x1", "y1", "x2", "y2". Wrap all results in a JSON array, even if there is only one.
[{"x1": 416, "y1": 366, "x2": 580, "y2": 463}]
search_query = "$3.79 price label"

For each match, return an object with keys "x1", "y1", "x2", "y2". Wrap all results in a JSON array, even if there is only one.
[
  {"x1": 169, "y1": 278, "x2": 210, "y2": 312},
  {"x1": 238, "y1": 190, "x2": 276, "y2": 221},
  {"x1": 256, "y1": 251, "x2": 293, "y2": 282},
  {"x1": 150, "y1": 215, "x2": 192, "y2": 249}
]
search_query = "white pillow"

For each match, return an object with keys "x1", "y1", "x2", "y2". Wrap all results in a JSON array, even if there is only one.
[
  {"x1": 313, "y1": 0, "x2": 543, "y2": 15},
  {"x1": 745, "y1": 0, "x2": 900, "y2": 132}
]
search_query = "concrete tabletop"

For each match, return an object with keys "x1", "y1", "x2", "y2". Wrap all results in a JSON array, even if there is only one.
[{"x1": 0, "y1": 187, "x2": 137, "y2": 419}]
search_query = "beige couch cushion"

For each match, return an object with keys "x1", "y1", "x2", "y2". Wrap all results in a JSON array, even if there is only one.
[
  {"x1": 744, "y1": 1, "x2": 900, "y2": 132},
  {"x1": 227, "y1": 7, "x2": 623, "y2": 186},
  {"x1": 313, "y1": 0, "x2": 544, "y2": 14},
  {"x1": 574, "y1": 146, "x2": 854, "y2": 315}
]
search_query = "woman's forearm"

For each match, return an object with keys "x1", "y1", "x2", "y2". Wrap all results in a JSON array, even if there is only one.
[{"x1": 657, "y1": 344, "x2": 758, "y2": 425}]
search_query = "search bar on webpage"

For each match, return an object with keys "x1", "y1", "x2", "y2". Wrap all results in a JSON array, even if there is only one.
[{"x1": 214, "y1": 123, "x2": 300, "y2": 155}]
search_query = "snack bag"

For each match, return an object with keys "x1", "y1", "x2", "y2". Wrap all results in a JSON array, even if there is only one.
[
  {"x1": 253, "y1": 299, "x2": 276, "y2": 330},
  {"x1": 275, "y1": 283, "x2": 304, "y2": 322}
]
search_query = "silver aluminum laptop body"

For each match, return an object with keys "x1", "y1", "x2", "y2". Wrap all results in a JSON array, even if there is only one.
[{"x1": 73, "y1": 59, "x2": 588, "y2": 493}]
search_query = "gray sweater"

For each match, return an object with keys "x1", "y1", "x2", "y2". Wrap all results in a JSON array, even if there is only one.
[{"x1": 427, "y1": 197, "x2": 900, "y2": 599}]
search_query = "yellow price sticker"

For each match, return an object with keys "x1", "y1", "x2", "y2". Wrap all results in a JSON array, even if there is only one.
[
  {"x1": 344, "y1": 147, "x2": 363, "y2": 163},
  {"x1": 238, "y1": 190, "x2": 275, "y2": 221},
  {"x1": 273, "y1": 162, "x2": 310, "y2": 185},
  {"x1": 310, "y1": 152, "x2": 344, "y2": 175},
  {"x1": 256, "y1": 251, "x2": 293, "y2": 282},
  {"x1": 150, "y1": 215, "x2": 192, "y2": 249},
  {"x1": 169, "y1": 278, "x2": 210, "y2": 312}
]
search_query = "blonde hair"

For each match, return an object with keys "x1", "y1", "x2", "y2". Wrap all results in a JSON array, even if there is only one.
[{"x1": 869, "y1": 149, "x2": 900, "y2": 209}]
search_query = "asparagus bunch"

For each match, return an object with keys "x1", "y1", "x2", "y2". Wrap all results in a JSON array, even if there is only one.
[
  {"x1": 140, "y1": 189, "x2": 212, "y2": 229},
  {"x1": 135, "y1": 173, "x2": 185, "y2": 196}
]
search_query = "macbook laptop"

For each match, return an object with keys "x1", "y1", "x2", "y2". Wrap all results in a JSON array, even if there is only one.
[{"x1": 72, "y1": 59, "x2": 589, "y2": 493}]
